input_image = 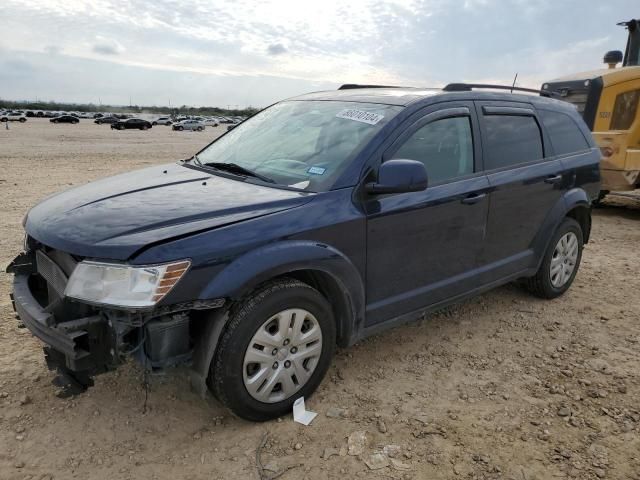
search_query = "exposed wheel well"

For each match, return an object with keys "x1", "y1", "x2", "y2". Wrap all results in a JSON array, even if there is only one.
[
  {"x1": 267, "y1": 270, "x2": 353, "y2": 348},
  {"x1": 566, "y1": 205, "x2": 591, "y2": 243}
]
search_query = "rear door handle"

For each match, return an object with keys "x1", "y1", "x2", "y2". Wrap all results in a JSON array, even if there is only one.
[
  {"x1": 544, "y1": 174, "x2": 563, "y2": 184},
  {"x1": 461, "y1": 193, "x2": 487, "y2": 205}
]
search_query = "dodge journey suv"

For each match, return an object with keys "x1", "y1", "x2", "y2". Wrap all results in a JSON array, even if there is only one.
[{"x1": 8, "y1": 84, "x2": 600, "y2": 421}]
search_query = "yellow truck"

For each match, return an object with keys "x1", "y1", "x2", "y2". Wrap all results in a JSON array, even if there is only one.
[{"x1": 542, "y1": 19, "x2": 640, "y2": 200}]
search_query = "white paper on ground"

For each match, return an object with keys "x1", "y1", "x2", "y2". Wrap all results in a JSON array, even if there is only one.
[{"x1": 292, "y1": 397, "x2": 317, "y2": 425}]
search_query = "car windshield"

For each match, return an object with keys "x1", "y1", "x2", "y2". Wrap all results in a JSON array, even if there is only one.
[{"x1": 193, "y1": 100, "x2": 402, "y2": 191}]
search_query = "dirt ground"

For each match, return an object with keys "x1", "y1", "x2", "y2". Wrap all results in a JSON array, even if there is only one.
[{"x1": 0, "y1": 119, "x2": 639, "y2": 480}]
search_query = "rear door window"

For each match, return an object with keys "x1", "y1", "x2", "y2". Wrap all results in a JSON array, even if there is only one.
[
  {"x1": 539, "y1": 109, "x2": 590, "y2": 156},
  {"x1": 483, "y1": 114, "x2": 543, "y2": 170}
]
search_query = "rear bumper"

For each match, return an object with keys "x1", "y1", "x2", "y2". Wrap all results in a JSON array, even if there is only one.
[{"x1": 10, "y1": 272, "x2": 114, "y2": 374}]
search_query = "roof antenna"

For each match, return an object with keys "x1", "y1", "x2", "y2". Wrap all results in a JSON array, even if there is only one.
[{"x1": 511, "y1": 73, "x2": 518, "y2": 93}]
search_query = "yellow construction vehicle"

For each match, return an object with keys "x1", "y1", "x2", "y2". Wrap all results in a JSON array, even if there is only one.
[{"x1": 542, "y1": 19, "x2": 640, "y2": 200}]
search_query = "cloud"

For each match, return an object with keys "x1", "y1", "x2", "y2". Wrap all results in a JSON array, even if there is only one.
[
  {"x1": 266, "y1": 43, "x2": 288, "y2": 56},
  {"x1": 44, "y1": 45, "x2": 63, "y2": 55},
  {"x1": 92, "y1": 36, "x2": 125, "y2": 55},
  {"x1": 0, "y1": 0, "x2": 637, "y2": 105}
]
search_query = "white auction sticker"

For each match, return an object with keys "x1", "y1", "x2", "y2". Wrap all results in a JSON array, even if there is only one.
[{"x1": 336, "y1": 109, "x2": 384, "y2": 125}]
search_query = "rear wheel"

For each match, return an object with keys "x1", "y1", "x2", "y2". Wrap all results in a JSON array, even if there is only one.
[
  {"x1": 197, "y1": 126, "x2": 203, "y2": 131},
  {"x1": 209, "y1": 279, "x2": 335, "y2": 421},
  {"x1": 177, "y1": 126, "x2": 183, "y2": 131},
  {"x1": 19, "y1": 118, "x2": 26, "y2": 123},
  {"x1": 525, "y1": 217, "x2": 583, "y2": 299}
]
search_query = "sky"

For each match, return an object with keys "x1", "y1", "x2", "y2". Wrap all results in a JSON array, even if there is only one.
[{"x1": 0, "y1": 0, "x2": 636, "y2": 108}]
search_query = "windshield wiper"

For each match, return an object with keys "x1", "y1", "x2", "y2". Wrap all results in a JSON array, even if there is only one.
[{"x1": 203, "y1": 162, "x2": 275, "y2": 184}]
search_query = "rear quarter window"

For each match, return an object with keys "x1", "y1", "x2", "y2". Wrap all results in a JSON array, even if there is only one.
[
  {"x1": 539, "y1": 109, "x2": 590, "y2": 156},
  {"x1": 483, "y1": 115, "x2": 543, "y2": 170}
]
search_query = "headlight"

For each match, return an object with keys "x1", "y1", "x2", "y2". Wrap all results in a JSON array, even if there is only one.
[{"x1": 65, "y1": 259, "x2": 191, "y2": 308}]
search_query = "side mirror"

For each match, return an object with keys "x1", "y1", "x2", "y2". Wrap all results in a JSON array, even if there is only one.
[{"x1": 365, "y1": 159, "x2": 428, "y2": 195}]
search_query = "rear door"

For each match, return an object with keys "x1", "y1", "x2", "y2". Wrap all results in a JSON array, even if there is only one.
[
  {"x1": 476, "y1": 101, "x2": 567, "y2": 281},
  {"x1": 365, "y1": 102, "x2": 490, "y2": 325}
]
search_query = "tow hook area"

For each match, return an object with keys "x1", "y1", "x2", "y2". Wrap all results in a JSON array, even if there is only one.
[{"x1": 44, "y1": 347, "x2": 102, "y2": 398}]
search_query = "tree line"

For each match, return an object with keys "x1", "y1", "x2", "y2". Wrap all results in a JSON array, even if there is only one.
[{"x1": 0, "y1": 99, "x2": 260, "y2": 117}]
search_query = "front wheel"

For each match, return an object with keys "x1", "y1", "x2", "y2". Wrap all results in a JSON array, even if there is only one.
[
  {"x1": 209, "y1": 279, "x2": 336, "y2": 421},
  {"x1": 19, "y1": 118, "x2": 26, "y2": 123},
  {"x1": 525, "y1": 217, "x2": 583, "y2": 299}
]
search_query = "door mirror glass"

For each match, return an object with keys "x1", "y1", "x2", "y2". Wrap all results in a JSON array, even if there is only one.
[{"x1": 366, "y1": 159, "x2": 428, "y2": 194}]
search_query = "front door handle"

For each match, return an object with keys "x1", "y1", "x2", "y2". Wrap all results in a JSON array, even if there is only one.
[
  {"x1": 461, "y1": 193, "x2": 487, "y2": 205},
  {"x1": 544, "y1": 174, "x2": 563, "y2": 184}
]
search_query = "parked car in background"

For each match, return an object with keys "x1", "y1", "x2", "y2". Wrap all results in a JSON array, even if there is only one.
[
  {"x1": 1, "y1": 112, "x2": 27, "y2": 122},
  {"x1": 50, "y1": 115, "x2": 80, "y2": 124},
  {"x1": 111, "y1": 118, "x2": 152, "y2": 130},
  {"x1": 172, "y1": 119, "x2": 205, "y2": 131},
  {"x1": 202, "y1": 118, "x2": 220, "y2": 127},
  {"x1": 95, "y1": 116, "x2": 119, "y2": 125},
  {"x1": 152, "y1": 116, "x2": 173, "y2": 126}
]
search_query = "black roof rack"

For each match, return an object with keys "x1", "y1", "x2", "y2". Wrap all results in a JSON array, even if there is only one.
[
  {"x1": 443, "y1": 83, "x2": 543, "y2": 95},
  {"x1": 338, "y1": 84, "x2": 404, "y2": 90}
]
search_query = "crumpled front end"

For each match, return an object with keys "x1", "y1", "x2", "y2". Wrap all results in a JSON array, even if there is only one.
[{"x1": 6, "y1": 237, "x2": 220, "y2": 396}]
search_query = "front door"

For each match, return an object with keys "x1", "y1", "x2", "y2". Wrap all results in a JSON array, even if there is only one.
[{"x1": 365, "y1": 103, "x2": 489, "y2": 326}]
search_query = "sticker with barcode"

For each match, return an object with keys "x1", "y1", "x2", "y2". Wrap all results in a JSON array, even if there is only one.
[{"x1": 336, "y1": 109, "x2": 384, "y2": 125}]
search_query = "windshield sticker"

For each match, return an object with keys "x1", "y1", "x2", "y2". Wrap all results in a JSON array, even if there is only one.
[
  {"x1": 307, "y1": 166, "x2": 326, "y2": 175},
  {"x1": 336, "y1": 109, "x2": 384, "y2": 125}
]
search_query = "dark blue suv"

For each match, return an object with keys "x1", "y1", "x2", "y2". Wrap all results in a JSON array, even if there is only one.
[{"x1": 8, "y1": 85, "x2": 600, "y2": 421}]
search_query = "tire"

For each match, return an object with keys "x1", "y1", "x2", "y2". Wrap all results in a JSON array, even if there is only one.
[
  {"x1": 19, "y1": 118, "x2": 26, "y2": 123},
  {"x1": 525, "y1": 217, "x2": 583, "y2": 299},
  {"x1": 209, "y1": 279, "x2": 336, "y2": 421},
  {"x1": 197, "y1": 126, "x2": 203, "y2": 131},
  {"x1": 152, "y1": 122, "x2": 157, "y2": 126},
  {"x1": 141, "y1": 125, "x2": 148, "y2": 130},
  {"x1": 177, "y1": 126, "x2": 183, "y2": 131}
]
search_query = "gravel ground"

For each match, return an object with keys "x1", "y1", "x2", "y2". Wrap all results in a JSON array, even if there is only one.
[{"x1": 0, "y1": 119, "x2": 639, "y2": 480}]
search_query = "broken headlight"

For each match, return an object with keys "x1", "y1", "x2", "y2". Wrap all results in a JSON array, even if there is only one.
[{"x1": 65, "y1": 260, "x2": 190, "y2": 308}]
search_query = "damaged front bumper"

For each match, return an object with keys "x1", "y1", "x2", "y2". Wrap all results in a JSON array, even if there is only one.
[
  {"x1": 9, "y1": 257, "x2": 116, "y2": 394},
  {"x1": 7, "y1": 248, "x2": 224, "y2": 396}
]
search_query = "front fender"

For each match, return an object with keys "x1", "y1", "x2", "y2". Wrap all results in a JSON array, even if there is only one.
[{"x1": 199, "y1": 240, "x2": 366, "y2": 340}]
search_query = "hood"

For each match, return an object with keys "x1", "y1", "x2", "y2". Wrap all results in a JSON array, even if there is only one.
[{"x1": 25, "y1": 163, "x2": 313, "y2": 260}]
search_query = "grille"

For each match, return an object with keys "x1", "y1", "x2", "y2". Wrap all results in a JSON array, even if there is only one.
[{"x1": 36, "y1": 250, "x2": 69, "y2": 296}]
